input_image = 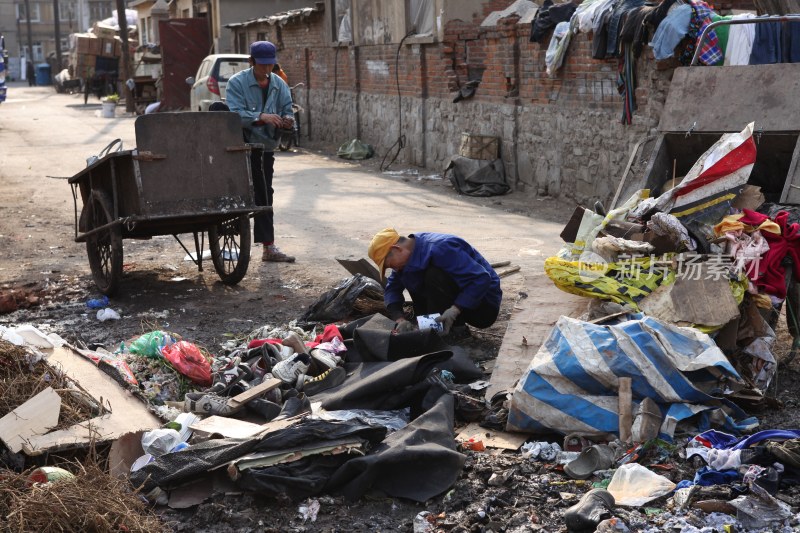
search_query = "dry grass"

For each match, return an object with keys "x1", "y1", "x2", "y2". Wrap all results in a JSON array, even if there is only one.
[
  {"x1": 0, "y1": 459, "x2": 166, "y2": 533},
  {"x1": 0, "y1": 340, "x2": 97, "y2": 430}
]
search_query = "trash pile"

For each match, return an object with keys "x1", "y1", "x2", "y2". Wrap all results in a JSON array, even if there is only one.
[{"x1": 480, "y1": 121, "x2": 800, "y2": 530}]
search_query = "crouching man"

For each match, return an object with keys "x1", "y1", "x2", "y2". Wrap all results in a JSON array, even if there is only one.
[{"x1": 368, "y1": 228, "x2": 502, "y2": 335}]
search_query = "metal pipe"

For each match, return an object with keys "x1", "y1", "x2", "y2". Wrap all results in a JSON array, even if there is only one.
[{"x1": 691, "y1": 15, "x2": 800, "y2": 66}]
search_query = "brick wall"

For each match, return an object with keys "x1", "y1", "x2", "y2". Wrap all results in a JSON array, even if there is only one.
[{"x1": 239, "y1": 0, "x2": 760, "y2": 205}]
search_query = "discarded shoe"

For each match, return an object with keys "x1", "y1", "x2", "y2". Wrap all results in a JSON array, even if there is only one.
[
  {"x1": 271, "y1": 353, "x2": 311, "y2": 385},
  {"x1": 767, "y1": 439, "x2": 800, "y2": 469},
  {"x1": 262, "y1": 244, "x2": 295, "y2": 263},
  {"x1": 309, "y1": 348, "x2": 341, "y2": 372},
  {"x1": 184, "y1": 392, "x2": 243, "y2": 416},
  {"x1": 565, "y1": 444, "x2": 616, "y2": 480},
  {"x1": 282, "y1": 332, "x2": 308, "y2": 355},
  {"x1": 564, "y1": 489, "x2": 615, "y2": 532},
  {"x1": 246, "y1": 398, "x2": 282, "y2": 421},
  {"x1": 208, "y1": 360, "x2": 253, "y2": 395},
  {"x1": 300, "y1": 367, "x2": 346, "y2": 396},
  {"x1": 274, "y1": 392, "x2": 311, "y2": 420}
]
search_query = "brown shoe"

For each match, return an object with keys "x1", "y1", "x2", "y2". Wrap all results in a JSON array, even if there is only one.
[{"x1": 262, "y1": 244, "x2": 295, "y2": 263}]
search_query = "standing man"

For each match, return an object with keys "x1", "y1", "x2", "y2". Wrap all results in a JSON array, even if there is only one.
[
  {"x1": 368, "y1": 229, "x2": 502, "y2": 335},
  {"x1": 226, "y1": 41, "x2": 295, "y2": 262}
]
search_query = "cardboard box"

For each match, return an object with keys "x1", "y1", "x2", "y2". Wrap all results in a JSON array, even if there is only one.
[
  {"x1": 93, "y1": 21, "x2": 116, "y2": 40},
  {"x1": 75, "y1": 35, "x2": 94, "y2": 54},
  {"x1": 88, "y1": 37, "x2": 102, "y2": 56}
]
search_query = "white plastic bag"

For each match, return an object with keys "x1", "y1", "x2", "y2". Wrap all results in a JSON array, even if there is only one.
[
  {"x1": 607, "y1": 463, "x2": 676, "y2": 506},
  {"x1": 141, "y1": 428, "x2": 182, "y2": 457}
]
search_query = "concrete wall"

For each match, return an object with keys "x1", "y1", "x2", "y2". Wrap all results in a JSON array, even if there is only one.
[{"x1": 233, "y1": 0, "x2": 758, "y2": 206}]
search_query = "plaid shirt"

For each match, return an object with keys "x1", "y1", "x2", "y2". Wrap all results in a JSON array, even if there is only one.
[{"x1": 678, "y1": 0, "x2": 722, "y2": 65}]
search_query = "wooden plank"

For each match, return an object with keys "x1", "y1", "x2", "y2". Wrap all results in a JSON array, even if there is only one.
[
  {"x1": 456, "y1": 422, "x2": 528, "y2": 450},
  {"x1": 487, "y1": 278, "x2": 587, "y2": 401},
  {"x1": 22, "y1": 346, "x2": 161, "y2": 455},
  {"x1": 0, "y1": 387, "x2": 61, "y2": 453},
  {"x1": 618, "y1": 377, "x2": 632, "y2": 444},
  {"x1": 189, "y1": 416, "x2": 265, "y2": 439},
  {"x1": 228, "y1": 378, "x2": 282, "y2": 407},
  {"x1": 190, "y1": 415, "x2": 298, "y2": 440}
]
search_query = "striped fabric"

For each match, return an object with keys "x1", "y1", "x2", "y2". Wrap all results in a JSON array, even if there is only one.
[{"x1": 507, "y1": 315, "x2": 756, "y2": 440}]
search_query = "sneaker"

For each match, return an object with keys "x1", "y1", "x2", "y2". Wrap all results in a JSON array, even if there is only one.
[
  {"x1": 262, "y1": 244, "x2": 295, "y2": 263},
  {"x1": 208, "y1": 360, "x2": 253, "y2": 395},
  {"x1": 300, "y1": 367, "x2": 347, "y2": 396},
  {"x1": 184, "y1": 392, "x2": 243, "y2": 416},
  {"x1": 274, "y1": 392, "x2": 311, "y2": 420},
  {"x1": 246, "y1": 398, "x2": 282, "y2": 421},
  {"x1": 310, "y1": 348, "x2": 341, "y2": 371},
  {"x1": 282, "y1": 332, "x2": 308, "y2": 355},
  {"x1": 563, "y1": 489, "x2": 615, "y2": 532},
  {"x1": 271, "y1": 353, "x2": 311, "y2": 384}
]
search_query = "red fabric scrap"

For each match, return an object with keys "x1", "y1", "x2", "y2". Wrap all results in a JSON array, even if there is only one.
[{"x1": 739, "y1": 209, "x2": 800, "y2": 299}]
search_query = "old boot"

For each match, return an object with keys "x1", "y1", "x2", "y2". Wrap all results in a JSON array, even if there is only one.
[{"x1": 564, "y1": 489, "x2": 615, "y2": 532}]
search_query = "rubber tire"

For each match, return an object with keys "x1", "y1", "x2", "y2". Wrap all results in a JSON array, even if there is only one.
[
  {"x1": 85, "y1": 190, "x2": 123, "y2": 295},
  {"x1": 208, "y1": 215, "x2": 251, "y2": 285}
]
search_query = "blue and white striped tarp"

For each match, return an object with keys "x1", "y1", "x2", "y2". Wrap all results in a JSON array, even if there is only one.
[{"x1": 507, "y1": 315, "x2": 756, "y2": 440}]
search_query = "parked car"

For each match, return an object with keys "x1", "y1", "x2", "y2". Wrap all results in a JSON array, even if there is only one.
[{"x1": 186, "y1": 54, "x2": 249, "y2": 111}]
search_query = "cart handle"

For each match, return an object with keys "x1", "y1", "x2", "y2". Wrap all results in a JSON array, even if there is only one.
[{"x1": 225, "y1": 145, "x2": 254, "y2": 153}]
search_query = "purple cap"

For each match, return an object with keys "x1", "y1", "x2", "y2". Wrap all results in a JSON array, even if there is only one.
[{"x1": 250, "y1": 41, "x2": 277, "y2": 65}]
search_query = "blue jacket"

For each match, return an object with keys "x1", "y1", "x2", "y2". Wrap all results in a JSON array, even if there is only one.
[
  {"x1": 384, "y1": 233, "x2": 502, "y2": 311},
  {"x1": 225, "y1": 68, "x2": 293, "y2": 152}
]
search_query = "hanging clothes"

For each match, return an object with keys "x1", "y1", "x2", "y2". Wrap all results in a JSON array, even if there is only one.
[
  {"x1": 606, "y1": 0, "x2": 646, "y2": 58},
  {"x1": 617, "y1": 42, "x2": 637, "y2": 124},
  {"x1": 677, "y1": 0, "x2": 718, "y2": 65},
  {"x1": 724, "y1": 13, "x2": 756, "y2": 66},
  {"x1": 546, "y1": 22, "x2": 573, "y2": 76},
  {"x1": 781, "y1": 21, "x2": 800, "y2": 63},
  {"x1": 710, "y1": 14, "x2": 732, "y2": 60},
  {"x1": 530, "y1": 0, "x2": 579, "y2": 43},
  {"x1": 577, "y1": 0, "x2": 614, "y2": 33},
  {"x1": 619, "y1": 5, "x2": 657, "y2": 57},
  {"x1": 650, "y1": 4, "x2": 692, "y2": 61},
  {"x1": 749, "y1": 20, "x2": 782, "y2": 64}
]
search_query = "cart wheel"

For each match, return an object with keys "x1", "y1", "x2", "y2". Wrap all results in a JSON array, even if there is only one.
[
  {"x1": 86, "y1": 191, "x2": 123, "y2": 295},
  {"x1": 208, "y1": 215, "x2": 251, "y2": 285},
  {"x1": 278, "y1": 135, "x2": 291, "y2": 152}
]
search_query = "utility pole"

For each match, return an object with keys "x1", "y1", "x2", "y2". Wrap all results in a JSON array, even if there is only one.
[
  {"x1": 53, "y1": 0, "x2": 62, "y2": 70},
  {"x1": 23, "y1": 0, "x2": 34, "y2": 70},
  {"x1": 115, "y1": 0, "x2": 133, "y2": 112}
]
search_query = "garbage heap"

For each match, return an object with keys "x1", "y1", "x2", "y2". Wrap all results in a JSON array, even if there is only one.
[{"x1": 499, "y1": 121, "x2": 800, "y2": 531}]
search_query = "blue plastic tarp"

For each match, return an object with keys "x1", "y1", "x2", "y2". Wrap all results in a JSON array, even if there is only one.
[{"x1": 507, "y1": 315, "x2": 757, "y2": 440}]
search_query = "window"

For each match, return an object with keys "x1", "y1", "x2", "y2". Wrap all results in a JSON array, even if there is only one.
[
  {"x1": 88, "y1": 1, "x2": 112, "y2": 22},
  {"x1": 60, "y1": 1, "x2": 76, "y2": 22},
  {"x1": 215, "y1": 59, "x2": 248, "y2": 81},
  {"x1": 330, "y1": 0, "x2": 351, "y2": 43},
  {"x1": 23, "y1": 43, "x2": 44, "y2": 61},
  {"x1": 406, "y1": 0, "x2": 434, "y2": 36},
  {"x1": 17, "y1": 2, "x2": 41, "y2": 22},
  {"x1": 60, "y1": 37, "x2": 69, "y2": 52}
]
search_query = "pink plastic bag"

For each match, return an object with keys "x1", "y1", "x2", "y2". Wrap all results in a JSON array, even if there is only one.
[{"x1": 161, "y1": 341, "x2": 212, "y2": 386}]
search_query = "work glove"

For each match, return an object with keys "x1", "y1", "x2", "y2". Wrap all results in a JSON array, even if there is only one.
[
  {"x1": 393, "y1": 319, "x2": 416, "y2": 334},
  {"x1": 435, "y1": 305, "x2": 461, "y2": 335}
]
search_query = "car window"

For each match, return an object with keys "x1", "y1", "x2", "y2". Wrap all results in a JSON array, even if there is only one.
[
  {"x1": 215, "y1": 60, "x2": 249, "y2": 82},
  {"x1": 196, "y1": 59, "x2": 211, "y2": 80}
]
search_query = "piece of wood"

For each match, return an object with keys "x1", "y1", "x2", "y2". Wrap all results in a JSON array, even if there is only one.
[
  {"x1": 190, "y1": 416, "x2": 265, "y2": 439},
  {"x1": 335, "y1": 258, "x2": 384, "y2": 286},
  {"x1": 618, "y1": 377, "x2": 632, "y2": 444},
  {"x1": 639, "y1": 275, "x2": 740, "y2": 327},
  {"x1": 191, "y1": 415, "x2": 298, "y2": 440},
  {"x1": 455, "y1": 422, "x2": 527, "y2": 450},
  {"x1": 21, "y1": 346, "x2": 161, "y2": 455},
  {"x1": 227, "y1": 378, "x2": 282, "y2": 407},
  {"x1": 491, "y1": 260, "x2": 511, "y2": 268},
  {"x1": 497, "y1": 266, "x2": 521, "y2": 278},
  {"x1": 0, "y1": 387, "x2": 61, "y2": 453},
  {"x1": 487, "y1": 279, "x2": 587, "y2": 401}
]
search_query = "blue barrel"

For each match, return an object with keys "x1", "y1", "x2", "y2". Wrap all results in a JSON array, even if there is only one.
[{"x1": 35, "y1": 63, "x2": 51, "y2": 86}]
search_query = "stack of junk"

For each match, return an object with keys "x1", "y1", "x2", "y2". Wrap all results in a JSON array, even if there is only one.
[{"x1": 4, "y1": 123, "x2": 800, "y2": 530}]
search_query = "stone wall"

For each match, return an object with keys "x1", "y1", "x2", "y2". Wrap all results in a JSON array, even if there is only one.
[{"x1": 237, "y1": 0, "x2": 750, "y2": 206}]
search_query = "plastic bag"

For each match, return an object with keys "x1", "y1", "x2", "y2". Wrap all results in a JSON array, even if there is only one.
[
  {"x1": 141, "y1": 428, "x2": 182, "y2": 457},
  {"x1": 128, "y1": 330, "x2": 176, "y2": 358},
  {"x1": 606, "y1": 463, "x2": 676, "y2": 506},
  {"x1": 301, "y1": 274, "x2": 384, "y2": 322},
  {"x1": 337, "y1": 139, "x2": 374, "y2": 160},
  {"x1": 160, "y1": 341, "x2": 212, "y2": 386}
]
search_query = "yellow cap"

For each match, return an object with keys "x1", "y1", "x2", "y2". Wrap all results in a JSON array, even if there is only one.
[{"x1": 368, "y1": 228, "x2": 400, "y2": 281}]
